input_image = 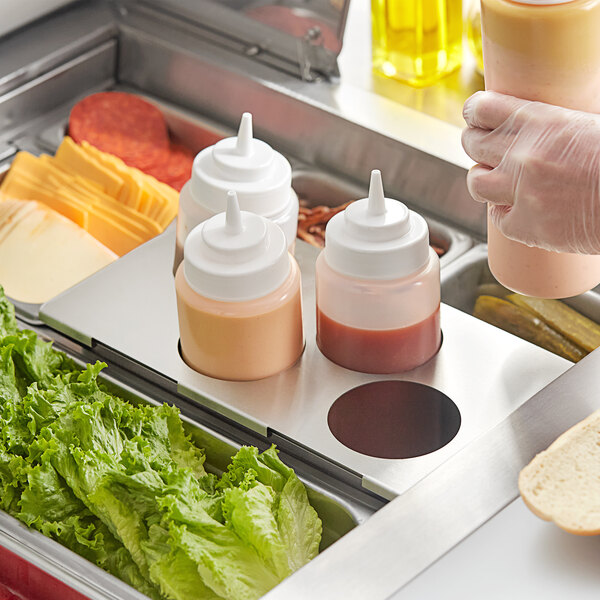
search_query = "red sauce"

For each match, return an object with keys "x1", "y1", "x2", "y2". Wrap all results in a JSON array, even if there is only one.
[{"x1": 317, "y1": 306, "x2": 441, "y2": 373}]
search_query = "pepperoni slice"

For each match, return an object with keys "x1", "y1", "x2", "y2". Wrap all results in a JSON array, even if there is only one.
[
  {"x1": 69, "y1": 92, "x2": 197, "y2": 190},
  {"x1": 145, "y1": 144, "x2": 194, "y2": 189},
  {"x1": 68, "y1": 92, "x2": 170, "y2": 168}
]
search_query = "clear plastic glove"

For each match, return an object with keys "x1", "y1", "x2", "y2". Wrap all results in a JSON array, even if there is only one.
[{"x1": 462, "y1": 91, "x2": 600, "y2": 254}]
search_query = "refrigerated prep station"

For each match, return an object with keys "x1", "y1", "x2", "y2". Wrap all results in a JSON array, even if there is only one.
[{"x1": 0, "y1": 1, "x2": 599, "y2": 599}]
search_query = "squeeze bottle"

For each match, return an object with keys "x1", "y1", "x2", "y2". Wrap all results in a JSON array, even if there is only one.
[
  {"x1": 175, "y1": 191, "x2": 304, "y2": 381},
  {"x1": 174, "y1": 113, "x2": 298, "y2": 272},
  {"x1": 481, "y1": 0, "x2": 600, "y2": 298},
  {"x1": 315, "y1": 170, "x2": 441, "y2": 374}
]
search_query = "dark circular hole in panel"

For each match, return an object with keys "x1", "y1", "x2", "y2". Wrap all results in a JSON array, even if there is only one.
[{"x1": 327, "y1": 381, "x2": 461, "y2": 459}]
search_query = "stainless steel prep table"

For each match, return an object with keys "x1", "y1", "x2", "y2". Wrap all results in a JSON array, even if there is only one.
[
  {"x1": 0, "y1": 1, "x2": 594, "y2": 599},
  {"x1": 263, "y1": 346, "x2": 600, "y2": 599}
]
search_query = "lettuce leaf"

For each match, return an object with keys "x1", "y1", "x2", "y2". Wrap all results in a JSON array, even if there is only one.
[
  {"x1": 17, "y1": 460, "x2": 160, "y2": 599},
  {"x1": 220, "y1": 446, "x2": 322, "y2": 574},
  {"x1": 163, "y1": 494, "x2": 280, "y2": 600},
  {"x1": 0, "y1": 287, "x2": 17, "y2": 339},
  {"x1": 144, "y1": 523, "x2": 224, "y2": 600}
]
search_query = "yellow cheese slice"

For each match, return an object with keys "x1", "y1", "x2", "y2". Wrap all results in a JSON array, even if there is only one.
[
  {"x1": 1, "y1": 139, "x2": 177, "y2": 258},
  {"x1": 79, "y1": 141, "x2": 175, "y2": 224},
  {"x1": 0, "y1": 197, "x2": 116, "y2": 303},
  {"x1": 8, "y1": 152, "x2": 160, "y2": 239},
  {"x1": 54, "y1": 137, "x2": 124, "y2": 198},
  {"x1": 1, "y1": 170, "x2": 89, "y2": 229},
  {"x1": 80, "y1": 142, "x2": 144, "y2": 211}
]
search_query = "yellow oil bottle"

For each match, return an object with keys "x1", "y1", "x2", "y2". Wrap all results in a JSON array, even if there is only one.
[{"x1": 372, "y1": 0, "x2": 463, "y2": 87}]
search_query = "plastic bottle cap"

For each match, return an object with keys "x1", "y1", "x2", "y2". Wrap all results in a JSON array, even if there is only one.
[
  {"x1": 324, "y1": 170, "x2": 430, "y2": 280},
  {"x1": 183, "y1": 191, "x2": 290, "y2": 302},
  {"x1": 189, "y1": 112, "x2": 293, "y2": 217}
]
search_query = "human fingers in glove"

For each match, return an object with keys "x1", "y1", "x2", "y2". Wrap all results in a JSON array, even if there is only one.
[{"x1": 462, "y1": 91, "x2": 600, "y2": 255}]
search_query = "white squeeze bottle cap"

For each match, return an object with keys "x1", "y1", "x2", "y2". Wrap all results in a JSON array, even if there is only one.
[
  {"x1": 183, "y1": 191, "x2": 290, "y2": 302},
  {"x1": 324, "y1": 170, "x2": 430, "y2": 280},
  {"x1": 190, "y1": 113, "x2": 293, "y2": 217}
]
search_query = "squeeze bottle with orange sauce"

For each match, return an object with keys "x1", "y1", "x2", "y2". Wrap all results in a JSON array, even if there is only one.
[
  {"x1": 315, "y1": 170, "x2": 441, "y2": 374},
  {"x1": 174, "y1": 113, "x2": 298, "y2": 273},
  {"x1": 175, "y1": 191, "x2": 304, "y2": 381},
  {"x1": 481, "y1": 0, "x2": 600, "y2": 298}
]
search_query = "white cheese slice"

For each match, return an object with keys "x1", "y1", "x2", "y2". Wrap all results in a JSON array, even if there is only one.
[{"x1": 0, "y1": 197, "x2": 117, "y2": 303}]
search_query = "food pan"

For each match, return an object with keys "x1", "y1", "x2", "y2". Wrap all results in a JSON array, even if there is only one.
[
  {"x1": 0, "y1": 317, "x2": 370, "y2": 600},
  {"x1": 441, "y1": 244, "x2": 600, "y2": 356},
  {"x1": 293, "y1": 169, "x2": 473, "y2": 267}
]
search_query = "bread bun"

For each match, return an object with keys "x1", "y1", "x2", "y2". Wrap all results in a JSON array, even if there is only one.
[{"x1": 518, "y1": 409, "x2": 600, "y2": 535}]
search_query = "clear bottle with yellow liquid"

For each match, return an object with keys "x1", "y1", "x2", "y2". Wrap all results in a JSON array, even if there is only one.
[{"x1": 372, "y1": 0, "x2": 463, "y2": 86}]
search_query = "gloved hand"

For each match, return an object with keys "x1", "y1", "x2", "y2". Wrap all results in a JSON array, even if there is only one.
[{"x1": 462, "y1": 91, "x2": 600, "y2": 254}]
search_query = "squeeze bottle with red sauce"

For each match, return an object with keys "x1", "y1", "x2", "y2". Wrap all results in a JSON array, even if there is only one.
[
  {"x1": 176, "y1": 191, "x2": 304, "y2": 381},
  {"x1": 174, "y1": 112, "x2": 299, "y2": 273},
  {"x1": 315, "y1": 170, "x2": 441, "y2": 374},
  {"x1": 482, "y1": 0, "x2": 600, "y2": 298}
]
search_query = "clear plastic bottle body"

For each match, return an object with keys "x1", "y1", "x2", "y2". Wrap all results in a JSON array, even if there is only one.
[
  {"x1": 176, "y1": 256, "x2": 304, "y2": 381},
  {"x1": 481, "y1": 0, "x2": 600, "y2": 298},
  {"x1": 315, "y1": 248, "x2": 441, "y2": 373},
  {"x1": 466, "y1": 0, "x2": 484, "y2": 75},
  {"x1": 371, "y1": 0, "x2": 463, "y2": 87}
]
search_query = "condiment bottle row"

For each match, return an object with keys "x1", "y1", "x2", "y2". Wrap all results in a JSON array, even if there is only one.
[{"x1": 175, "y1": 158, "x2": 442, "y2": 381}]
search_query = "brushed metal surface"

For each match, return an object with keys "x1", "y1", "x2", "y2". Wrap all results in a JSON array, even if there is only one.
[
  {"x1": 395, "y1": 497, "x2": 600, "y2": 599},
  {"x1": 0, "y1": 1, "x2": 79, "y2": 41},
  {"x1": 116, "y1": 4, "x2": 485, "y2": 238},
  {"x1": 0, "y1": 0, "x2": 483, "y2": 239},
  {"x1": 262, "y1": 347, "x2": 600, "y2": 600},
  {"x1": 0, "y1": 41, "x2": 116, "y2": 144},
  {"x1": 0, "y1": 143, "x2": 15, "y2": 164},
  {"x1": 0, "y1": 0, "x2": 115, "y2": 96},
  {"x1": 0, "y1": 0, "x2": 483, "y2": 238},
  {"x1": 128, "y1": 0, "x2": 350, "y2": 80},
  {"x1": 40, "y1": 228, "x2": 570, "y2": 500}
]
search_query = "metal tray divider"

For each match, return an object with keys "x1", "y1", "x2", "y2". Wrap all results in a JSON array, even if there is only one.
[{"x1": 39, "y1": 227, "x2": 571, "y2": 501}]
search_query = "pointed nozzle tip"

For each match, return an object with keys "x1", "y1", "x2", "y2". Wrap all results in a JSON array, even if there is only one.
[
  {"x1": 368, "y1": 169, "x2": 386, "y2": 216},
  {"x1": 225, "y1": 190, "x2": 243, "y2": 234},
  {"x1": 236, "y1": 112, "x2": 253, "y2": 156}
]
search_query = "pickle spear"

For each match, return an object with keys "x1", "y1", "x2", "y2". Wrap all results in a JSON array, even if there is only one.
[
  {"x1": 507, "y1": 294, "x2": 600, "y2": 353},
  {"x1": 473, "y1": 295, "x2": 586, "y2": 362}
]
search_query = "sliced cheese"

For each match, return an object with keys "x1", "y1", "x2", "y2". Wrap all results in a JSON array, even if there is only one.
[
  {"x1": 0, "y1": 139, "x2": 179, "y2": 259},
  {"x1": 54, "y1": 136, "x2": 124, "y2": 198},
  {"x1": 0, "y1": 198, "x2": 116, "y2": 304},
  {"x1": 3, "y1": 152, "x2": 162, "y2": 254},
  {"x1": 2, "y1": 170, "x2": 89, "y2": 229},
  {"x1": 81, "y1": 141, "x2": 145, "y2": 211},
  {"x1": 80, "y1": 141, "x2": 177, "y2": 225}
]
